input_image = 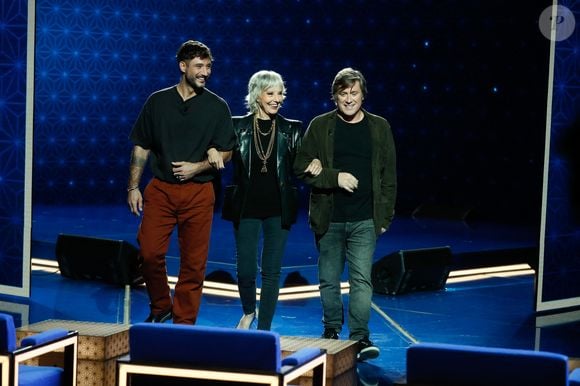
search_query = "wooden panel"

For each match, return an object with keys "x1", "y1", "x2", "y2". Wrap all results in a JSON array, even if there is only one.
[
  {"x1": 281, "y1": 336, "x2": 358, "y2": 384},
  {"x1": 17, "y1": 319, "x2": 129, "y2": 386}
]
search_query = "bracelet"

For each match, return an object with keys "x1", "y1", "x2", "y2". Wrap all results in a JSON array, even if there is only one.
[{"x1": 127, "y1": 186, "x2": 139, "y2": 192}]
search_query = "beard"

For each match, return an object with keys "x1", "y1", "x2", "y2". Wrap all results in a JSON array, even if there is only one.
[{"x1": 185, "y1": 74, "x2": 206, "y2": 91}]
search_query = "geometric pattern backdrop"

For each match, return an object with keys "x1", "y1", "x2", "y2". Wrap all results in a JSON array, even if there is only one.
[
  {"x1": 0, "y1": 0, "x2": 28, "y2": 292},
  {"x1": 2, "y1": 0, "x2": 564, "y2": 297},
  {"x1": 539, "y1": 0, "x2": 580, "y2": 309},
  {"x1": 32, "y1": 0, "x2": 552, "y2": 224}
]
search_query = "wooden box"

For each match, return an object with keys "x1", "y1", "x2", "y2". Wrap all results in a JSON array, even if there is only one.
[
  {"x1": 17, "y1": 319, "x2": 129, "y2": 386},
  {"x1": 281, "y1": 336, "x2": 358, "y2": 385}
]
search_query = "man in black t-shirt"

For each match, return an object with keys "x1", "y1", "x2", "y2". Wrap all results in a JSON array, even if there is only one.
[
  {"x1": 294, "y1": 68, "x2": 397, "y2": 361},
  {"x1": 127, "y1": 40, "x2": 235, "y2": 325}
]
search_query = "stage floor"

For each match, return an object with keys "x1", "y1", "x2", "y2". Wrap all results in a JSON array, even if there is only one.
[
  {"x1": 1, "y1": 205, "x2": 577, "y2": 384},
  {"x1": 30, "y1": 204, "x2": 539, "y2": 281}
]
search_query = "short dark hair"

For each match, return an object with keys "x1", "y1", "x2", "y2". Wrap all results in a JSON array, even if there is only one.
[
  {"x1": 176, "y1": 40, "x2": 213, "y2": 63},
  {"x1": 331, "y1": 67, "x2": 367, "y2": 101}
]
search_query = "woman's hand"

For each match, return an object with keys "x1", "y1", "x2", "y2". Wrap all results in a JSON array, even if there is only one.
[
  {"x1": 305, "y1": 158, "x2": 322, "y2": 176},
  {"x1": 207, "y1": 148, "x2": 225, "y2": 170}
]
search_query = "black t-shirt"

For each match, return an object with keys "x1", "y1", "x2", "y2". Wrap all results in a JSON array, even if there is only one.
[
  {"x1": 243, "y1": 119, "x2": 281, "y2": 219},
  {"x1": 332, "y1": 115, "x2": 373, "y2": 222},
  {"x1": 130, "y1": 86, "x2": 234, "y2": 183}
]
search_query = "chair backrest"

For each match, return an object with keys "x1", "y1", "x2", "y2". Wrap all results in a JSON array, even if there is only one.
[
  {"x1": 0, "y1": 313, "x2": 17, "y2": 352},
  {"x1": 407, "y1": 342, "x2": 570, "y2": 386},
  {"x1": 129, "y1": 323, "x2": 282, "y2": 372}
]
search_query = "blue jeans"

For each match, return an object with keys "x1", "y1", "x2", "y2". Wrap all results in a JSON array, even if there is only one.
[
  {"x1": 235, "y1": 216, "x2": 289, "y2": 330},
  {"x1": 316, "y1": 219, "x2": 376, "y2": 340}
]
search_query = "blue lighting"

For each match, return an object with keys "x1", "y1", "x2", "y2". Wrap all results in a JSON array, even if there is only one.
[{"x1": 5, "y1": 0, "x2": 549, "y2": 232}]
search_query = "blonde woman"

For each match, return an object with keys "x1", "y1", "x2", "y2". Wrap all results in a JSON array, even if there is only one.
[{"x1": 218, "y1": 70, "x2": 302, "y2": 330}]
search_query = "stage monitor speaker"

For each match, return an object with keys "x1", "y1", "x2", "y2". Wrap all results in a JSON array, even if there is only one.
[
  {"x1": 372, "y1": 246, "x2": 452, "y2": 295},
  {"x1": 56, "y1": 234, "x2": 142, "y2": 286}
]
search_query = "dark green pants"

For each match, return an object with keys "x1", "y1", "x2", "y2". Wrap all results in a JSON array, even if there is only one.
[{"x1": 234, "y1": 216, "x2": 289, "y2": 330}]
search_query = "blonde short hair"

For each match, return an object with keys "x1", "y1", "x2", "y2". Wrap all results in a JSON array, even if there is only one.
[{"x1": 245, "y1": 70, "x2": 287, "y2": 114}]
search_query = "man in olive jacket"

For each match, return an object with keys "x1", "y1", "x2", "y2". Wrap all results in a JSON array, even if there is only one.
[{"x1": 293, "y1": 68, "x2": 396, "y2": 361}]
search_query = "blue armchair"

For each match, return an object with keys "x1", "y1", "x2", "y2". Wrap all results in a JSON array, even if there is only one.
[
  {"x1": 406, "y1": 342, "x2": 580, "y2": 386},
  {"x1": 0, "y1": 313, "x2": 78, "y2": 386},
  {"x1": 116, "y1": 323, "x2": 326, "y2": 386}
]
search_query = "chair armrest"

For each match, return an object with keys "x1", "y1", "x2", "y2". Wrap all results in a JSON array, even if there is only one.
[
  {"x1": 570, "y1": 368, "x2": 580, "y2": 386},
  {"x1": 12, "y1": 331, "x2": 78, "y2": 362},
  {"x1": 280, "y1": 348, "x2": 326, "y2": 385},
  {"x1": 282, "y1": 347, "x2": 324, "y2": 367},
  {"x1": 8, "y1": 330, "x2": 78, "y2": 386},
  {"x1": 20, "y1": 328, "x2": 69, "y2": 347}
]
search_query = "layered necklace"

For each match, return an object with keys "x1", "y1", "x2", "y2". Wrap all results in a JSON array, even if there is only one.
[{"x1": 253, "y1": 114, "x2": 276, "y2": 173}]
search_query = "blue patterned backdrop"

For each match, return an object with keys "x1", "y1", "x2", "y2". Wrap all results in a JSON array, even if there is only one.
[
  {"x1": 8, "y1": 0, "x2": 578, "y2": 299},
  {"x1": 31, "y1": 0, "x2": 551, "y2": 224},
  {"x1": 0, "y1": 1, "x2": 28, "y2": 290}
]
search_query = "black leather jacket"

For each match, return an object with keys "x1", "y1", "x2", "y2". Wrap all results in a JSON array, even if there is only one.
[{"x1": 222, "y1": 113, "x2": 303, "y2": 228}]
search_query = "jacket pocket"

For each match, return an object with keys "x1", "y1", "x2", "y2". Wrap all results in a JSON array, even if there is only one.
[
  {"x1": 308, "y1": 193, "x2": 331, "y2": 234},
  {"x1": 375, "y1": 199, "x2": 393, "y2": 231}
]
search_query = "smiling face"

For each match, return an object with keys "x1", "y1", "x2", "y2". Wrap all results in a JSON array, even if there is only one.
[
  {"x1": 181, "y1": 57, "x2": 212, "y2": 89},
  {"x1": 335, "y1": 80, "x2": 364, "y2": 122},
  {"x1": 256, "y1": 86, "x2": 284, "y2": 118}
]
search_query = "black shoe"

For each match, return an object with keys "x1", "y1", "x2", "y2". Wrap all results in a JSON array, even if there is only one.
[
  {"x1": 321, "y1": 328, "x2": 339, "y2": 339},
  {"x1": 357, "y1": 337, "x2": 380, "y2": 361},
  {"x1": 145, "y1": 310, "x2": 172, "y2": 323}
]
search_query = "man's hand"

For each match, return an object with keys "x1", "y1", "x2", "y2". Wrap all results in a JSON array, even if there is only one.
[
  {"x1": 338, "y1": 172, "x2": 358, "y2": 193},
  {"x1": 127, "y1": 145, "x2": 149, "y2": 216},
  {"x1": 127, "y1": 189, "x2": 143, "y2": 216},
  {"x1": 304, "y1": 158, "x2": 322, "y2": 176},
  {"x1": 207, "y1": 148, "x2": 225, "y2": 170},
  {"x1": 172, "y1": 161, "x2": 197, "y2": 181}
]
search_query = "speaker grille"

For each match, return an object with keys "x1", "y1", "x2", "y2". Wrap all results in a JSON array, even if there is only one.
[
  {"x1": 56, "y1": 234, "x2": 142, "y2": 286},
  {"x1": 372, "y1": 246, "x2": 452, "y2": 295}
]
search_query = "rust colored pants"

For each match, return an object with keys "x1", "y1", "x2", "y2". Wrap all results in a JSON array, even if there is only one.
[{"x1": 138, "y1": 178, "x2": 214, "y2": 324}]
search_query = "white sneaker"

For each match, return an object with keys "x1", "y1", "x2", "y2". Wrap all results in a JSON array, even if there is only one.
[{"x1": 236, "y1": 312, "x2": 256, "y2": 329}]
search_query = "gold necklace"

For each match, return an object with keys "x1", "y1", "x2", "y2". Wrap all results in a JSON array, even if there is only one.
[{"x1": 253, "y1": 115, "x2": 276, "y2": 173}]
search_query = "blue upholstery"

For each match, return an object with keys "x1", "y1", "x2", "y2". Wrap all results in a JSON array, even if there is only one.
[
  {"x1": 0, "y1": 313, "x2": 17, "y2": 351},
  {"x1": 281, "y1": 347, "x2": 322, "y2": 367},
  {"x1": 130, "y1": 323, "x2": 282, "y2": 372},
  {"x1": 121, "y1": 323, "x2": 326, "y2": 386},
  {"x1": 1, "y1": 313, "x2": 77, "y2": 386},
  {"x1": 407, "y1": 342, "x2": 570, "y2": 386},
  {"x1": 20, "y1": 329, "x2": 68, "y2": 347},
  {"x1": 19, "y1": 366, "x2": 63, "y2": 386},
  {"x1": 570, "y1": 369, "x2": 580, "y2": 386}
]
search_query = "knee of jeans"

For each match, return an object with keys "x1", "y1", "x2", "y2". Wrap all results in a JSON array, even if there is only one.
[
  {"x1": 261, "y1": 267, "x2": 281, "y2": 277},
  {"x1": 319, "y1": 269, "x2": 343, "y2": 283},
  {"x1": 350, "y1": 276, "x2": 373, "y2": 288},
  {"x1": 237, "y1": 273, "x2": 256, "y2": 284},
  {"x1": 260, "y1": 274, "x2": 281, "y2": 286}
]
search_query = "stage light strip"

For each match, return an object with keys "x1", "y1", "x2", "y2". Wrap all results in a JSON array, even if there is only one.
[
  {"x1": 31, "y1": 258, "x2": 59, "y2": 268},
  {"x1": 449, "y1": 263, "x2": 532, "y2": 277},
  {"x1": 447, "y1": 264, "x2": 534, "y2": 284},
  {"x1": 31, "y1": 258, "x2": 534, "y2": 300}
]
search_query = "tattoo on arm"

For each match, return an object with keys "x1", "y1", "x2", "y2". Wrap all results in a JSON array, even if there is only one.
[{"x1": 128, "y1": 147, "x2": 149, "y2": 188}]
